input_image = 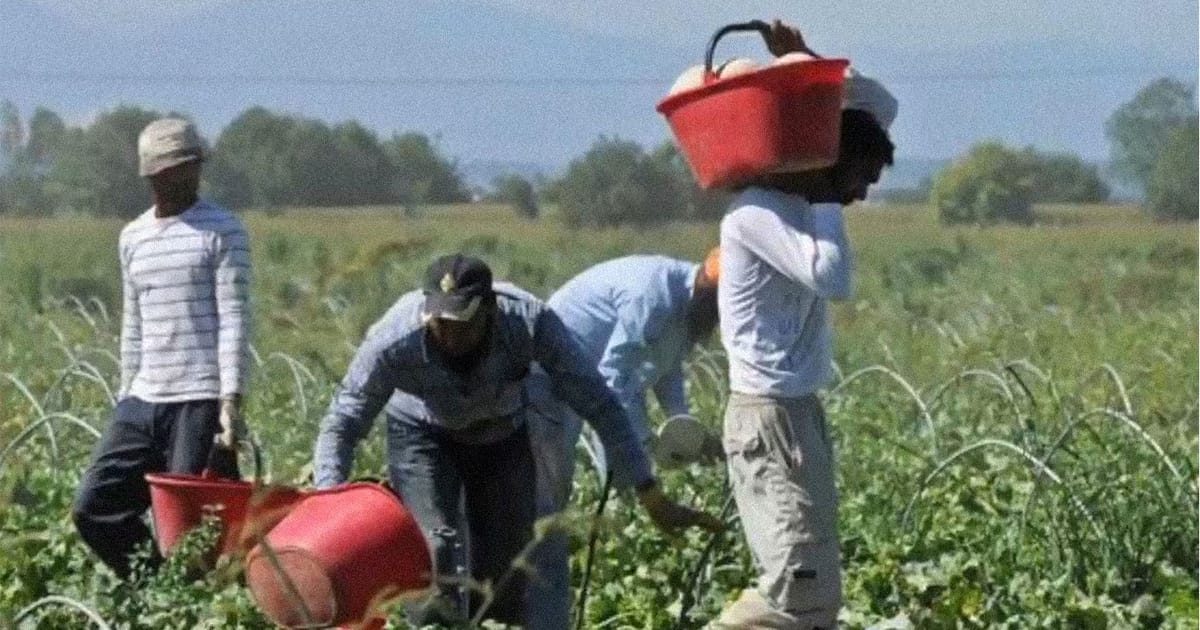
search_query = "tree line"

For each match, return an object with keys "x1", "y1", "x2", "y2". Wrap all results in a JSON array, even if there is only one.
[
  {"x1": 0, "y1": 104, "x2": 469, "y2": 218},
  {"x1": 1, "y1": 77, "x2": 1194, "y2": 224},
  {"x1": 932, "y1": 78, "x2": 1197, "y2": 223}
]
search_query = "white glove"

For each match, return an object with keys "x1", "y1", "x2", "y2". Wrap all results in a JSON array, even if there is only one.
[{"x1": 217, "y1": 395, "x2": 246, "y2": 449}]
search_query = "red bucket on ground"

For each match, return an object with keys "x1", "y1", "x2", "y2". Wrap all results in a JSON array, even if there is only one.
[
  {"x1": 145, "y1": 472, "x2": 305, "y2": 558},
  {"x1": 244, "y1": 482, "x2": 433, "y2": 628}
]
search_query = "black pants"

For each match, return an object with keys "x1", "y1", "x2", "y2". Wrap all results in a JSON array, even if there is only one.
[
  {"x1": 72, "y1": 396, "x2": 233, "y2": 578},
  {"x1": 389, "y1": 418, "x2": 537, "y2": 627}
]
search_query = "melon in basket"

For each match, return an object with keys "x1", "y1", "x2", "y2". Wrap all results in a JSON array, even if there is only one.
[
  {"x1": 717, "y1": 57, "x2": 760, "y2": 78},
  {"x1": 668, "y1": 65, "x2": 706, "y2": 95},
  {"x1": 773, "y1": 51, "x2": 817, "y2": 65}
]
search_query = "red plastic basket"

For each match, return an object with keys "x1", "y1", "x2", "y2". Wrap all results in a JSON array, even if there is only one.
[
  {"x1": 244, "y1": 482, "x2": 432, "y2": 628},
  {"x1": 145, "y1": 471, "x2": 305, "y2": 559},
  {"x1": 657, "y1": 21, "x2": 849, "y2": 189}
]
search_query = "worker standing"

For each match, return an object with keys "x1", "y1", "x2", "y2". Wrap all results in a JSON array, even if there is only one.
[
  {"x1": 73, "y1": 118, "x2": 251, "y2": 578},
  {"x1": 709, "y1": 21, "x2": 898, "y2": 630}
]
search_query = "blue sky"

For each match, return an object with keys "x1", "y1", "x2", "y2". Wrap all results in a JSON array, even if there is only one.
[{"x1": 2, "y1": 0, "x2": 1197, "y2": 170}]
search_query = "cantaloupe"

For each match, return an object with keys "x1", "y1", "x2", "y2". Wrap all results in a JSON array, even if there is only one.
[
  {"x1": 668, "y1": 64, "x2": 706, "y2": 95},
  {"x1": 773, "y1": 51, "x2": 817, "y2": 65},
  {"x1": 716, "y1": 56, "x2": 760, "y2": 78}
]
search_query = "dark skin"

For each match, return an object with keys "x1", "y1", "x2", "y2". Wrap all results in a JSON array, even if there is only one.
[
  {"x1": 755, "y1": 20, "x2": 889, "y2": 205},
  {"x1": 686, "y1": 270, "x2": 719, "y2": 345},
  {"x1": 148, "y1": 159, "x2": 202, "y2": 218},
  {"x1": 425, "y1": 303, "x2": 494, "y2": 373},
  {"x1": 754, "y1": 155, "x2": 888, "y2": 206},
  {"x1": 422, "y1": 296, "x2": 723, "y2": 535}
]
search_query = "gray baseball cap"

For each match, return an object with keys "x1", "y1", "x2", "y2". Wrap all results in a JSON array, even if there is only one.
[{"x1": 137, "y1": 118, "x2": 204, "y2": 177}]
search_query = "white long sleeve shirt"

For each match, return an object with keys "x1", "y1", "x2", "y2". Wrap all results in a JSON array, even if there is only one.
[
  {"x1": 118, "y1": 199, "x2": 251, "y2": 402},
  {"x1": 718, "y1": 187, "x2": 853, "y2": 398}
]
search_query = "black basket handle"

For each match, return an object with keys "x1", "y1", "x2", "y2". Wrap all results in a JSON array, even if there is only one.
[
  {"x1": 704, "y1": 20, "x2": 773, "y2": 75},
  {"x1": 204, "y1": 436, "x2": 263, "y2": 483}
]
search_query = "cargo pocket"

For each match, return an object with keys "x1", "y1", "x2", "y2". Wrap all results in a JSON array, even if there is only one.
[
  {"x1": 773, "y1": 539, "x2": 842, "y2": 623},
  {"x1": 725, "y1": 402, "x2": 807, "y2": 544}
]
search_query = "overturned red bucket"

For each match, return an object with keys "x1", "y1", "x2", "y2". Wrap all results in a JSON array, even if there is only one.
[
  {"x1": 145, "y1": 471, "x2": 305, "y2": 558},
  {"x1": 245, "y1": 482, "x2": 433, "y2": 628}
]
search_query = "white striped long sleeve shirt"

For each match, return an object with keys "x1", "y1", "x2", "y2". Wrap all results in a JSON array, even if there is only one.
[{"x1": 118, "y1": 199, "x2": 251, "y2": 402}]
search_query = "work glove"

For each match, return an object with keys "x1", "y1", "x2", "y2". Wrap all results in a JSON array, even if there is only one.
[
  {"x1": 217, "y1": 395, "x2": 247, "y2": 449},
  {"x1": 636, "y1": 481, "x2": 724, "y2": 537}
]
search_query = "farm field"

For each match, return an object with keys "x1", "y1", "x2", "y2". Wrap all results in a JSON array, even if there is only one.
[{"x1": 0, "y1": 203, "x2": 1196, "y2": 629}]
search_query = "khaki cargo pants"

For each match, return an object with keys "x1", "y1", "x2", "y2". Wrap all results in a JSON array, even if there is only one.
[{"x1": 710, "y1": 393, "x2": 841, "y2": 630}]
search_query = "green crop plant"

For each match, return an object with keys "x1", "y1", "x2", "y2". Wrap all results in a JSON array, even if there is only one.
[{"x1": 0, "y1": 204, "x2": 1195, "y2": 628}]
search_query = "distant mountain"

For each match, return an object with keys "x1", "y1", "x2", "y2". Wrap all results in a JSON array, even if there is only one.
[
  {"x1": 1, "y1": 0, "x2": 1194, "y2": 168},
  {"x1": 458, "y1": 160, "x2": 557, "y2": 193}
]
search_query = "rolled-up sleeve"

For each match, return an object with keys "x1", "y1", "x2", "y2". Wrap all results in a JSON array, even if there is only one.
[
  {"x1": 533, "y1": 309, "x2": 654, "y2": 490},
  {"x1": 313, "y1": 340, "x2": 399, "y2": 488}
]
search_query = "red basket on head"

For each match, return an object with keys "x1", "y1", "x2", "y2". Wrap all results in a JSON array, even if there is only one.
[{"x1": 657, "y1": 21, "x2": 849, "y2": 190}]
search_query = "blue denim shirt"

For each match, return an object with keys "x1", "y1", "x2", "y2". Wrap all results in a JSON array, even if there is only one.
[
  {"x1": 313, "y1": 285, "x2": 653, "y2": 489},
  {"x1": 548, "y1": 255, "x2": 699, "y2": 445}
]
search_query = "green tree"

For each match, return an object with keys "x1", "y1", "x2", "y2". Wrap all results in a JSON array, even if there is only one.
[
  {"x1": 382, "y1": 132, "x2": 469, "y2": 205},
  {"x1": 490, "y1": 174, "x2": 539, "y2": 219},
  {"x1": 931, "y1": 142, "x2": 1034, "y2": 225},
  {"x1": 1022, "y1": 149, "x2": 1109, "y2": 204},
  {"x1": 25, "y1": 107, "x2": 66, "y2": 166},
  {"x1": 211, "y1": 110, "x2": 467, "y2": 210},
  {"x1": 0, "y1": 100, "x2": 22, "y2": 160},
  {"x1": 45, "y1": 105, "x2": 162, "y2": 216},
  {"x1": 328, "y1": 121, "x2": 393, "y2": 205},
  {"x1": 0, "y1": 169, "x2": 50, "y2": 215},
  {"x1": 1146, "y1": 120, "x2": 1198, "y2": 220},
  {"x1": 206, "y1": 107, "x2": 295, "y2": 208},
  {"x1": 649, "y1": 142, "x2": 730, "y2": 220},
  {"x1": 1106, "y1": 78, "x2": 1198, "y2": 192},
  {"x1": 284, "y1": 119, "x2": 339, "y2": 206},
  {"x1": 553, "y1": 137, "x2": 685, "y2": 228}
]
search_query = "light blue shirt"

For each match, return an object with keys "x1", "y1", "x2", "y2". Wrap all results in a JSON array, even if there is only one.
[
  {"x1": 548, "y1": 255, "x2": 699, "y2": 444},
  {"x1": 313, "y1": 285, "x2": 653, "y2": 490},
  {"x1": 719, "y1": 187, "x2": 854, "y2": 398}
]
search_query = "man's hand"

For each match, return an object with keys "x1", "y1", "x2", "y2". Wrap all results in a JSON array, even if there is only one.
[
  {"x1": 217, "y1": 394, "x2": 247, "y2": 449},
  {"x1": 700, "y1": 432, "x2": 726, "y2": 464},
  {"x1": 763, "y1": 19, "x2": 819, "y2": 58},
  {"x1": 637, "y1": 481, "x2": 724, "y2": 536}
]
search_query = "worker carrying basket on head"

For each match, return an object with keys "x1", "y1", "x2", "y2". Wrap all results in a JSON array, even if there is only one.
[{"x1": 658, "y1": 19, "x2": 898, "y2": 630}]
